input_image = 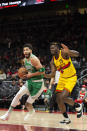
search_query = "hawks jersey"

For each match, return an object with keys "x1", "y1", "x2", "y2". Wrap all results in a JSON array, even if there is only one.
[{"x1": 53, "y1": 50, "x2": 76, "y2": 78}]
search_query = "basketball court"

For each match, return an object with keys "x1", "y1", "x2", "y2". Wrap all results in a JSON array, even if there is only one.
[{"x1": 0, "y1": 109, "x2": 87, "y2": 131}]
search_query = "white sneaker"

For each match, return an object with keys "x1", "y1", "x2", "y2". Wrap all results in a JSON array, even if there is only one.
[
  {"x1": 75, "y1": 104, "x2": 83, "y2": 118},
  {"x1": 0, "y1": 112, "x2": 10, "y2": 121},
  {"x1": 24, "y1": 109, "x2": 35, "y2": 121}
]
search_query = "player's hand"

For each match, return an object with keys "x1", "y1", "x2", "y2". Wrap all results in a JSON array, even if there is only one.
[
  {"x1": 61, "y1": 44, "x2": 70, "y2": 54},
  {"x1": 22, "y1": 73, "x2": 32, "y2": 79},
  {"x1": 20, "y1": 74, "x2": 27, "y2": 79},
  {"x1": 26, "y1": 72, "x2": 33, "y2": 78},
  {"x1": 44, "y1": 73, "x2": 48, "y2": 78},
  {"x1": 21, "y1": 73, "x2": 32, "y2": 79}
]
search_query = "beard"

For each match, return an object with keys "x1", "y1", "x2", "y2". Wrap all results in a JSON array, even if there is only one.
[
  {"x1": 51, "y1": 50, "x2": 59, "y2": 56},
  {"x1": 25, "y1": 53, "x2": 31, "y2": 58}
]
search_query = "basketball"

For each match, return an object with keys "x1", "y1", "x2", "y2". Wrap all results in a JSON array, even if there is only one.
[{"x1": 18, "y1": 67, "x2": 28, "y2": 78}]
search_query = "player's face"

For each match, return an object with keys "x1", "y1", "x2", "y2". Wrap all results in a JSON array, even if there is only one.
[
  {"x1": 50, "y1": 45, "x2": 59, "y2": 55},
  {"x1": 23, "y1": 47, "x2": 32, "y2": 58}
]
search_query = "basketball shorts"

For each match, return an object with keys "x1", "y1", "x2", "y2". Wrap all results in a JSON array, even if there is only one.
[
  {"x1": 27, "y1": 79, "x2": 44, "y2": 96},
  {"x1": 56, "y1": 75, "x2": 77, "y2": 93}
]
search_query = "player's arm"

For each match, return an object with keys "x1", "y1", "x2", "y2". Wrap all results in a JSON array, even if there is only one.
[
  {"x1": 49, "y1": 77, "x2": 55, "y2": 89},
  {"x1": 26, "y1": 57, "x2": 45, "y2": 78},
  {"x1": 44, "y1": 58, "x2": 56, "y2": 78},
  {"x1": 61, "y1": 44, "x2": 79, "y2": 58}
]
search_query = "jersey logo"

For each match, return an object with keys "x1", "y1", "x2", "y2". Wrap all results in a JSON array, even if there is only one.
[
  {"x1": 56, "y1": 59, "x2": 65, "y2": 73},
  {"x1": 57, "y1": 62, "x2": 71, "y2": 73},
  {"x1": 25, "y1": 65, "x2": 33, "y2": 72}
]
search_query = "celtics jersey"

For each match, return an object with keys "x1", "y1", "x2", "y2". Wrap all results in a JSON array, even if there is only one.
[
  {"x1": 53, "y1": 50, "x2": 76, "y2": 78},
  {"x1": 24, "y1": 54, "x2": 43, "y2": 80}
]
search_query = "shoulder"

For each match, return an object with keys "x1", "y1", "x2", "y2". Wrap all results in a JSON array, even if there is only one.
[
  {"x1": 31, "y1": 54, "x2": 40, "y2": 64},
  {"x1": 31, "y1": 54, "x2": 39, "y2": 61}
]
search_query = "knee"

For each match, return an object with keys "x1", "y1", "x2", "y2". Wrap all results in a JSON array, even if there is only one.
[
  {"x1": 56, "y1": 95, "x2": 62, "y2": 104},
  {"x1": 15, "y1": 92, "x2": 22, "y2": 99},
  {"x1": 56, "y1": 94, "x2": 65, "y2": 104},
  {"x1": 25, "y1": 102, "x2": 29, "y2": 108}
]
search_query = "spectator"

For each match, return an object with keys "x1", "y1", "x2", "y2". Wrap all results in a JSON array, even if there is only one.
[{"x1": 0, "y1": 69, "x2": 6, "y2": 80}]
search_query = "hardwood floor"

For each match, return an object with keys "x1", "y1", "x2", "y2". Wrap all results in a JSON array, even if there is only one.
[{"x1": 0, "y1": 110, "x2": 86, "y2": 131}]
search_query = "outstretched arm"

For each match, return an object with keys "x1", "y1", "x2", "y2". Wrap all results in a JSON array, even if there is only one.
[{"x1": 61, "y1": 44, "x2": 79, "y2": 58}]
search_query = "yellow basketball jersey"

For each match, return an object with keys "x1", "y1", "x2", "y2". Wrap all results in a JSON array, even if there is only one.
[{"x1": 53, "y1": 50, "x2": 76, "y2": 78}]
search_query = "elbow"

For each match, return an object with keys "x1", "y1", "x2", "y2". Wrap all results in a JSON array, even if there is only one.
[
  {"x1": 70, "y1": 50, "x2": 79, "y2": 57},
  {"x1": 76, "y1": 52, "x2": 79, "y2": 57},
  {"x1": 73, "y1": 52, "x2": 79, "y2": 57}
]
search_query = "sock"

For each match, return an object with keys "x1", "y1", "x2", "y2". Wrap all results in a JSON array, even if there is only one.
[
  {"x1": 63, "y1": 112, "x2": 69, "y2": 119},
  {"x1": 7, "y1": 106, "x2": 14, "y2": 114}
]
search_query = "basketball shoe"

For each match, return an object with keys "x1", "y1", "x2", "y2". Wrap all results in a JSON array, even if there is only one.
[{"x1": 0, "y1": 112, "x2": 10, "y2": 121}]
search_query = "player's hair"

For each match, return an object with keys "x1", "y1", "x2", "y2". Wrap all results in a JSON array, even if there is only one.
[
  {"x1": 50, "y1": 42, "x2": 60, "y2": 48},
  {"x1": 23, "y1": 43, "x2": 33, "y2": 50}
]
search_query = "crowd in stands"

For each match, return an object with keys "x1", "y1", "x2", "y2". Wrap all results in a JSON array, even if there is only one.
[{"x1": 0, "y1": 11, "x2": 87, "y2": 110}]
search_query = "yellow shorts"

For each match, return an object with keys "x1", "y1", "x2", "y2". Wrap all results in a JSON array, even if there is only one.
[{"x1": 56, "y1": 75, "x2": 77, "y2": 93}]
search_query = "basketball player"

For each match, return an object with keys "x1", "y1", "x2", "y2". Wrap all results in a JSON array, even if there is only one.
[
  {"x1": 0, "y1": 43, "x2": 45, "y2": 121},
  {"x1": 44, "y1": 42, "x2": 82, "y2": 124}
]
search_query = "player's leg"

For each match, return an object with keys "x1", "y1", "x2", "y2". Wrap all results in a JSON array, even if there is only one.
[
  {"x1": 56, "y1": 90, "x2": 71, "y2": 124},
  {"x1": 63, "y1": 76, "x2": 83, "y2": 118},
  {"x1": 0, "y1": 84, "x2": 29, "y2": 121},
  {"x1": 24, "y1": 81, "x2": 44, "y2": 120},
  {"x1": 25, "y1": 80, "x2": 44, "y2": 111},
  {"x1": 55, "y1": 77, "x2": 71, "y2": 124},
  {"x1": 49, "y1": 91, "x2": 56, "y2": 113},
  {"x1": 61, "y1": 91, "x2": 83, "y2": 118},
  {"x1": 20, "y1": 94, "x2": 29, "y2": 110},
  {"x1": 24, "y1": 96, "x2": 36, "y2": 121}
]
